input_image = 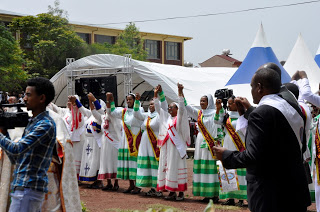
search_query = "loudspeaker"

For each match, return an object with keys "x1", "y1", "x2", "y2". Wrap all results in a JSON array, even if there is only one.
[{"x1": 75, "y1": 76, "x2": 118, "y2": 108}]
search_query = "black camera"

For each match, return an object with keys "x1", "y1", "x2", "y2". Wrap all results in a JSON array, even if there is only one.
[
  {"x1": 214, "y1": 89, "x2": 233, "y2": 109},
  {"x1": 0, "y1": 103, "x2": 30, "y2": 129}
]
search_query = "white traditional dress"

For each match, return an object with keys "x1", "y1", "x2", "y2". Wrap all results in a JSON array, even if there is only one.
[
  {"x1": 217, "y1": 111, "x2": 247, "y2": 200},
  {"x1": 42, "y1": 109, "x2": 82, "y2": 212},
  {"x1": 78, "y1": 100, "x2": 103, "y2": 182},
  {"x1": 156, "y1": 96, "x2": 190, "y2": 192},
  {"x1": 134, "y1": 97, "x2": 167, "y2": 188},
  {"x1": 185, "y1": 94, "x2": 223, "y2": 197},
  {"x1": 108, "y1": 101, "x2": 144, "y2": 180},
  {"x1": 0, "y1": 127, "x2": 24, "y2": 212},
  {"x1": 92, "y1": 101, "x2": 121, "y2": 180},
  {"x1": 48, "y1": 101, "x2": 86, "y2": 177}
]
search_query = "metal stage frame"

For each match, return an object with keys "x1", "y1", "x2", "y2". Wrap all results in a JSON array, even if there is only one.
[{"x1": 65, "y1": 54, "x2": 133, "y2": 102}]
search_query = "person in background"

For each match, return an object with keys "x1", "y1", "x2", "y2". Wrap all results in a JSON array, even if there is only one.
[
  {"x1": 213, "y1": 68, "x2": 311, "y2": 212},
  {"x1": 182, "y1": 88, "x2": 223, "y2": 203},
  {"x1": 156, "y1": 83, "x2": 190, "y2": 201},
  {"x1": 0, "y1": 77, "x2": 56, "y2": 211}
]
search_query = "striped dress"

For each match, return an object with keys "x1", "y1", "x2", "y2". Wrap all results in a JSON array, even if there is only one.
[
  {"x1": 134, "y1": 98, "x2": 168, "y2": 188},
  {"x1": 218, "y1": 111, "x2": 247, "y2": 200},
  {"x1": 108, "y1": 103, "x2": 143, "y2": 180},
  {"x1": 185, "y1": 100, "x2": 223, "y2": 197}
]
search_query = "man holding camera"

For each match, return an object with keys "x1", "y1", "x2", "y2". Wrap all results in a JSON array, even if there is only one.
[{"x1": 0, "y1": 77, "x2": 56, "y2": 211}]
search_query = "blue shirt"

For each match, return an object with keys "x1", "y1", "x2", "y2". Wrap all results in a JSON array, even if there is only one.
[{"x1": 0, "y1": 111, "x2": 56, "y2": 193}]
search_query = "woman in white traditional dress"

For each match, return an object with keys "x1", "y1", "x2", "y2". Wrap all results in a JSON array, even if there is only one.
[
  {"x1": 91, "y1": 93, "x2": 122, "y2": 191},
  {"x1": 106, "y1": 92, "x2": 144, "y2": 194},
  {"x1": 70, "y1": 94, "x2": 104, "y2": 188},
  {"x1": 181, "y1": 88, "x2": 224, "y2": 203},
  {"x1": 156, "y1": 83, "x2": 190, "y2": 201},
  {"x1": 215, "y1": 96, "x2": 247, "y2": 206},
  {"x1": 48, "y1": 95, "x2": 86, "y2": 177},
  {"x1": 133, "y1": 85, "x2": 167, "y2": 196}
]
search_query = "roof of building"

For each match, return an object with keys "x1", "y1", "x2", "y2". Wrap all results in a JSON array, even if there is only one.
[
  {"x1": 199, "y1": 54, "x2": 241, "y2": 66},
  {"x1": 0, "y1": 9, "x2": 192, "y2": 40}
]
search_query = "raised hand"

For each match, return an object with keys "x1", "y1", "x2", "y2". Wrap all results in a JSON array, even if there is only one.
[
  {"x1": 291, "y1": 71, "x2": 300, "y2": 81},
  {"x1": 216, "y1": 99, "x2": 222, "y2": 111},
  {"x1": 158, "y1": 84, "x2": 162, "y2": 93},
  {"x1": 234, "y1": 97, "x2": 245, "y2": 116},
  {"x1": 68, "y1": 95, "x2": 77, "y2": 104},
  {"x1": 177, "y1": 83, "x2": 184, "y2": 97},
  {"x1": 135, "y1": 93, "x2": 141, "y2": 101},
  {"x1": 298, "y1": 71, "x2": 308, "y2": 79},
  {"x1": 106, "y1": 92, "x2": 114, "y2": 102},
  {"x1": 87, "y1": 92, "x2": 96, "y2": 102}
]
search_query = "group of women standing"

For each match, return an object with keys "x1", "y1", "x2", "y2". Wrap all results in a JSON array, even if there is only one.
[{"x1": 51, "y1": 83, "x2": 248, "y2": 204}]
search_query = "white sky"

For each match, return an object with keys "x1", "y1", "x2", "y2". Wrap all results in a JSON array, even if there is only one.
[{"x1": 1, "y1": 0, "x2": 320, "y2": 65}]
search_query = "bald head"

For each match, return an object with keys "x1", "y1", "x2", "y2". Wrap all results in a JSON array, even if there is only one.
[
  {"x1": 260, "y1": 62, "x2": 282, "y2": 81},
  {"x1": 253, "y1": 68, "x2": 281, "y2": 93},
  {"x1": 251, "y1": 67, "x2": 281, "y2": 104},
  {"x1": 283, "y1": 83, "x2": 299, "y2": 99},
  {"x1": 8, "y1": 96, "x2": 18, "y2": 104}
]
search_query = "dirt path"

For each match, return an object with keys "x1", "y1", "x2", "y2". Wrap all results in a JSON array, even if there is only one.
[{"x1": 79, "y1": 159, "x2": 317, "y2": 212}]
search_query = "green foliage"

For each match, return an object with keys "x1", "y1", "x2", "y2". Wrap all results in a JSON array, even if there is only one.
[
  {"x1": 9, "y1": 13, "x2": 86, "y2": 78},
  {"x1": 81, "y1": 201, "x2": 87, "y2": 212},
  {"x1": 0, "y1": 24, "x2": 28, "y2": 91},
  {"x1": 86, "y1": 23, "x2": 148, "y2": 61}
]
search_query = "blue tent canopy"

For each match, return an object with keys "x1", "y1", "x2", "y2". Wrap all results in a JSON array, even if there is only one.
[
  {"x1": 226, "y1": 47, "x2": 291, "y2": 86},
  {"x1": 315, "y1": 54, "x2": 320, "y2": 68}
]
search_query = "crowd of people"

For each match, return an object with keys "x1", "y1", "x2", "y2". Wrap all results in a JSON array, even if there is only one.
[
  {"x1": 0, "y1": 91, "x2": 25, "y2": 104},
  {"x1": 46, "y1": 63, "x2": 320, "y2": 211},
  {"x1": 0, "y1": 62, "x2": 320, "y2": 211}
]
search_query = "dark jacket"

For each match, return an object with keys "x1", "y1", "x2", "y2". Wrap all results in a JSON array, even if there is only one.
[{"x1": 222, "y1": 103, "x2": 311, "y2": 212}]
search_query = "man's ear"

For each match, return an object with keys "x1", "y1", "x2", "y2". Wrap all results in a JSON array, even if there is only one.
[
  {"x1": 257, "y1": 83, "x2": 263, "y2": 94},
  {"x1": 39, "y1": 94, "x2": 46, "y2": 104}
]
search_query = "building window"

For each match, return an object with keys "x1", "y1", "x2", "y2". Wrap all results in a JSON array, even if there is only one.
[
  {"x1": 145, "y1": 40, "x2": 160, "y2": 59},
  {"x1": 166, "y1": 42, "x2": 180, "y2": 60},
  {"x1": 77, "y1": 32, "x2": 91, "y2": 44},
  {"x1": 95, "y1": 34, "x2": 115, "y2": 44}
]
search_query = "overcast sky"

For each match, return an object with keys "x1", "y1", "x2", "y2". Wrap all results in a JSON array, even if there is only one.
[{"x1": 2, "y1": 0, "x2": 320, "y2": 65}]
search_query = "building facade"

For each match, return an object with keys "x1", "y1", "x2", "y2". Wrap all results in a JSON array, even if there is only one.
[{"x1": 0, "y1": 9, "x2": 192, "y2": 66}]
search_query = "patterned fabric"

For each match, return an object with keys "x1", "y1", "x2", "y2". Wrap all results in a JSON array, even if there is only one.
[
  {"x1": 0, "y1": 111, "x2": 56, "y2": 193},
  {"x1": 193, "y1": 159, "x2": 220, "y2": 197},
  {"x1": 219, "y1": 168, "x2": 247, "y2": 200},
  {"x1": 117, "y1": 148, "x2": 137, "y2": 180}
]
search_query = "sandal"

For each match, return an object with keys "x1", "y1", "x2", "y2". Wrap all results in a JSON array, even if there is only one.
[
  {"x1": 222, "y1": 199, "x2": 235, "y2": 206},
  {"x1": 175, "y1": 193, "x2": 184, "y2": 201},
  {"x1": 123, "y1": 187, "x2": 134, "y2": 193},
  {"x1": 131, "y1": 187, "x2": 141, "y2": 194},
  {"x1": 145, "y1": 188, "x2": 156, "y2": 196},
  {"x1": 112, "y1": 185, "x2": 119, "y2": 191},
  {"x1": 87, "y1": 183, "x2": 103, "y2": 189},
  {"x1": 102, "y1": 184, "x2": 113, "y2": 191},
  {"x1": 164, "y1": 192, "x2": 177, "y2": 200},
  {"x1": 235, "y1": 200, "x2": 247, "y2": 207}
]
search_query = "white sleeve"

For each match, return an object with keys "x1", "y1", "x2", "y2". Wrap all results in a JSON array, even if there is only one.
[
  {"x1": 298, "y1": 78, "x2": 320, "y2": 107},
  {"x1": 236, "y1": 115, "x2": 248, "y2": 136},
  {"x1": 185, "y1": 105, "x2": 199, "y2": 120}
]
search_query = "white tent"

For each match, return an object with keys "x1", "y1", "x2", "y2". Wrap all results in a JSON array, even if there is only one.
[
  {"x1": 284, "y1": 34, "x2": 320, "y2": 93},
  {"x1": 51, "y1": 54, "x2": 237, "y2": 107}
]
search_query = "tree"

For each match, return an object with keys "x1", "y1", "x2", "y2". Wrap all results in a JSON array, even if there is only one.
[
  {"x1": 48, "y1": 0, "x2": 68, "y2": 18},
  {"x1": 85, "y1": 23, "x2": 148, "y2": 61},
  {"x1": 9, "y1": 13, "x2": 86, "y2": 78},
  {"x1": 0, "y1": 24, "x2": 28, "y2": 92},
  {"x1": 113, "y1": 22, "x2": 148, "y2": 61}
]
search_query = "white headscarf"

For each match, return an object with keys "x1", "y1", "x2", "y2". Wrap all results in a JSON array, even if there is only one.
[{"x1": 201, "y1": 94, "x2": 216, "y2": 116}]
